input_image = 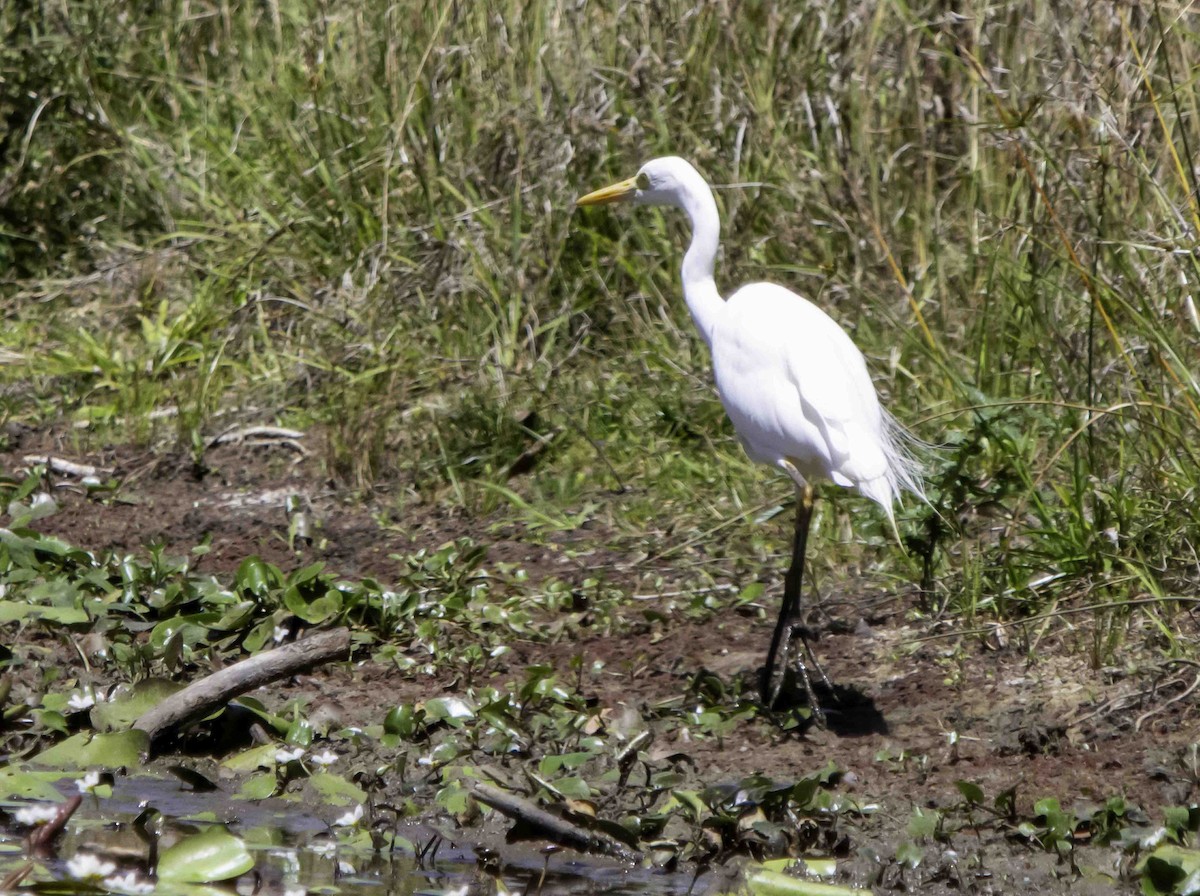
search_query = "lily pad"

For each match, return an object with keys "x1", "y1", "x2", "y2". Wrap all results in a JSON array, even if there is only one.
[
  {"x1": 0, "y1": 766, "x2": 67, "y2": 800},
  {"x1": 157, "y1": 827, "x2": 255, "y2": 883},
  {"x1": 29, "y1": 730, "x2": 148, "y2": 769},
  {"x1": 237, "y1": 772, "x2": 278, "y2": 800}
]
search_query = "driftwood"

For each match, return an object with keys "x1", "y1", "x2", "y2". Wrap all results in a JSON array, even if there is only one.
[
  {"x1": 208, "y1": 425, "x2": 307, "y2": 454},
  {"x1": 133, "y1": 628, "x2": 351, "y2": 747},
  {"x1": 23, "y1": 455, "x2": 111, "y2": 478},
  {"x1": 467, "y1": 780, "x2": 642, "y2": 863}
]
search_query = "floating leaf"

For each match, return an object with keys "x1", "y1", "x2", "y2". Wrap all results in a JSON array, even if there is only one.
[
  {"x1": 306, "y1": 771, "x2": 367, "y2": 806},
  {"x1": 29, "y1": 730, "x2": 148, "y2": 769},
  {"x1": 742, "y1": 865, "x2": 872, "y2": 896},
  {"x1": 221, "y1": 744, "x2": 281, "y2": 773},
  {"x1": 237, "y1": 773, "x2": 278, "y2": 801},
  {"x1": 0, "y1": 766, "x2": 66, "y2": 800},
  {"x1": 157, "y1": 827, "x2": 254, "y2": 883},
  {"x1": 90, "y1": 680, "x2": 183, "y2": 732}
]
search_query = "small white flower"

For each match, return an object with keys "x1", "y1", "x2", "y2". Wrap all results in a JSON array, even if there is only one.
[
  {"x1": 309, "y1": 750, "x2": 337, "y2": 767},
  {"x1": 66, "y1": 853, "x2": 117, "y2": 880},
  {"x1": 310, "y1": 840, "x2": 337, "y2": 858},
  {"x1": 283, "y1": 888, "x2": 307, "y2": 896},
  {"x1": 275, "y1": 747, "x2": 305, "y2": 764},
  {"x1": 76, "y1": 771, "x2": 102, "y2": 793},
  {"x1": 333, "y1": 804, "x2": 364, "y2": 827},
  {"x1": 1141, "y1": 826, "x2": 1169, "y2": 849},
  {"x1": 273, "y1": 625, "x2": 289, "y2": 644},
  {"x1": 102, "y1": 871, "x2": 156, "y2": 895},
  {"x1": 14, "y1": 804, "x2": 59, "y2": 826},
  {"x1": 67, "y1": 692, "x2": 96, "y2": 711},
  {"x1": 337, "y1": 860, "x2": 355, "y2": 874}
]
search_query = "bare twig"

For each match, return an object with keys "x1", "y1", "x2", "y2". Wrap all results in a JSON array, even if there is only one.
[
  {"x1": 28, "y1": 795, "x2": 83, "y2": 857},
  {"x1": 208, "y1": 425, "x2": 307, "y2": 454},
  {"x1": 133, "y1": 628, "x2": 351, "y2": 747},
  {"x1": 467, "y1": 781, "x2": 642, "y2": 863},
  {"x1": 22, "y1": 455, "x2": 111, "y2": 478}
]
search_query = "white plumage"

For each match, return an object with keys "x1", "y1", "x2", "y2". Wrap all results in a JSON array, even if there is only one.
[{"x1": 578, "y1": 156, "x2": 923, "y2": 721}]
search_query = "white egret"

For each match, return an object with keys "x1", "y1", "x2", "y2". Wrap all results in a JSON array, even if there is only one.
[{"x1": 577, "y1": 157, "x2": 924, "y2": 722}]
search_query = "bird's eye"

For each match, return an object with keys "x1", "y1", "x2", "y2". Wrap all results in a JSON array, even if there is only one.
[{"x1": 636, "y1": 172, "x2": 650, "y2": 190}]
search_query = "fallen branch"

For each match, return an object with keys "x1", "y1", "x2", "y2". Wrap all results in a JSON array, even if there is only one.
[
  {"x1": 28, "y1": 795, "x2": 82, "y2": 857},
  {"x1": 208, "y1": 426, "x2": 307, "y2": 454},
  {"x1": 133, "y1": 628, "x2": 351, "y2": 747},
  {"x1": 467, "y1": 781, "x2": 642, "y2": 863},
  {"x1": 22, "y1": 455, "x2": 111, "y2": 478}
]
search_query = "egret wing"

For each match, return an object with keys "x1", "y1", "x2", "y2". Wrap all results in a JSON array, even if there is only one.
[{"x1": 719, "y1": 283, "x2": 889, "y2": 486}]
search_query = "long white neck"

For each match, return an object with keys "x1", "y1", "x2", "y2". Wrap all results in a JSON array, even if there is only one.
[{"x1": 677, "y1": 184, "x2": 725, "y2": 348}]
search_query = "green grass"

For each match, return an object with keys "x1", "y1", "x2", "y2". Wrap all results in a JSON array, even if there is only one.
[{"x1": 2, "y1": 0, "x2": 1200, "y2": 659}]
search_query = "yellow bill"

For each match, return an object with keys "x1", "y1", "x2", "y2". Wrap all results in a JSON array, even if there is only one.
[{"x1": 576, "y1": 176, "x2": 639, "y2": 207}]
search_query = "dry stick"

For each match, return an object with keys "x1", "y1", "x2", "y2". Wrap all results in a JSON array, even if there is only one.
[
  {"x1": 467, "y1": 781, "x2": 642, "y2": 863},
  {"x1": 28, "y1": 795, "x2": 83, "y2": 856},
  {"x1": 133, "y1": 628, "x2": 352, "y2": 747},
  {"x1": 23, "y1": 455, "x2": 111, "y2": 478}
]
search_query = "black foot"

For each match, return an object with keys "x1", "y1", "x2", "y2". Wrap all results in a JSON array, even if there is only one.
[{"x1": 761, "y1": 623, "x2": 835, "y2": 727}]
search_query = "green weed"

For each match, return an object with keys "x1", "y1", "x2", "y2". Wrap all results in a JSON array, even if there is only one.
[{"x1": 2, "y1": 0, "x2": 1199, "y2": 661}]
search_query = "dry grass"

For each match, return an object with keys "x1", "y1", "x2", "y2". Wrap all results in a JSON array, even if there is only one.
[{"x1": 1, "y1": 0, "x2": 1199, "y2": 651}]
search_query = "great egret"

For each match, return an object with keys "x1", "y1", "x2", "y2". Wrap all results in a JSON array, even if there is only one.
[{"x1": 577, "y1": 156, "x2": 924, "y2": 722}]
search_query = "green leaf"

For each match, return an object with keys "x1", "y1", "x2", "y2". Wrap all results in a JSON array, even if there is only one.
[
  {"x1": 285, "y1": 719, "x2": 314, "y2": 748},
  {"x1": 306, "y1": 771, "x2": 367, "y2": 806},
  {"x1": 667, "y1": 789, "x2": 708, "y2": 820},
  {"x1": 538, "y1": 752, "x2": 592, "y2": 775},
  {"x1": 29, "y1": 730, "x2": 148, "y2": 769},
  {"x1": 384, "y1": 705, "x2": 420, "y2": 739},
  {"x1": 0, "y1": 601, "x2": 89, "y2": 625},
  {"x1": 906, "y1": 807, "x2": 940, "y2": 840},
  {"x1": 221, "y1": 744, "x2": 281, "y2": 773},
  {"x1": 236, "y1": 557, "x2": 281, "y2": 598},
  {"x1": 552, "y1": 776, "x2": 592, "y2": 799},
  {"x1": 1164, "y1": 806, "x2": 1200, "y2": 838},
  {"x1": 157, "y1": 827, "x2": 255, "y2": 883},
  {"x1": 743, "y1": 866, "x2": 871, "y2": 896},
  {"x1": 237, "y1": 773, "x2": 278, "y2": 801},
  {"x1": 1140, "y1": 846, "x2": 1200, "y2": 896},
  {"x1": 424, "y1": 697, "x2": 474, "y2": 725},
  {"x1": 90, "y1": 680, "x2": 184, "y2": 731},
  {"x1": 895, "y1": 840, "x2": 924, "y2": 869},
  {"x1": 955, "y1": 780, "x2": 985, "y2": 805},
  {"x1": 0, "y1": 766, "x2": 67, "y2": 800},
  {"x1": 212, "y1": 600, "x2": 258, "y2": 632}
]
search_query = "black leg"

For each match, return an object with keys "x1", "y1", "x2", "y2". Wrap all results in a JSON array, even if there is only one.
[
  {"x1": 758, "y1": 486, "x2": 825, "y2": 724},
  {"x1": 763, "y1": 486, "x2": 811, "y2": 705}
]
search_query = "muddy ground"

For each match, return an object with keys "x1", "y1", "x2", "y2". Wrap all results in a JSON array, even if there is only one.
[{"x1": 4, "y1": 426, "x2": 1200, "y2": 892}]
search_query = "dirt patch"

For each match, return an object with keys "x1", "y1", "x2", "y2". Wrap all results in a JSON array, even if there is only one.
[{"x1": 4, "y1": 430, "x2": 1198, "y2": 890}]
